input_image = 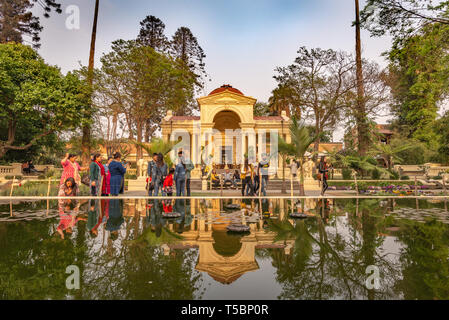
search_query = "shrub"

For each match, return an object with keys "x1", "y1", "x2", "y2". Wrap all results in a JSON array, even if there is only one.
[
  {"x1": 371, "y1": 168, "x2": 381, "y2": 180},
  {"x1": 352, "y1": 182, "x2": 369, "y2": 191},
  {"x1": 125, "y1": 174, "x2": 137, "y2": 180},
  {"x1": 389, "y1": 170, "x2": 399, "y2": 180},
  {"x1": 4, "y1": 175, "x2": 23, "y2": 180},
  {"x1": 342, "y1": 169, "x2": 352, "y2": 180},
  {"x1": 400, "y1": 175, "x2": 410, "y2": 180},
  {"x1": 432, "y1": 176, "x2": 443, "y2": 180}
]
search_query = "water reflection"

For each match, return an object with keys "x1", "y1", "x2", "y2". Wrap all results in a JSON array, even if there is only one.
[{"x1": 0, "y1": 198, "x2": 448, "y2": 300}]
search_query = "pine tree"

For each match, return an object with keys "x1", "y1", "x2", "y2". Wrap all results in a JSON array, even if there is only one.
[
  {"x1": 137, "y1": 15, "x2": 169, "y2": 52},
  {"x1": 0, "y1": 0, "x2": 62, "y2": 48},
  {"x1": 170, "y1": 27, "x2": 207, "y2": 90}
]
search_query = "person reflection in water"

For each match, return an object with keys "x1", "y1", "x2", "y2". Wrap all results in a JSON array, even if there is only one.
[
  {"x1": 57, "y1": 199, "x2": 86, "y2": 239},
  {"x1": 316, "y1": 199, "x2": 331, "y2": 224},
  {"x1": 149, "y1": 200, "x2": 164, "y2": 238},
  {"x1": 162, "y1": 199, "x2": 173, "y2": 215},
  {"x1": 174, "y1": 199, "x2": 189, "y2": 234},
  {"x1": 87, "y1": 199, "x2": 110, "y2": 238},
  {"x1": 106, "y1": 199, "x2": 124, "y2": 241}
]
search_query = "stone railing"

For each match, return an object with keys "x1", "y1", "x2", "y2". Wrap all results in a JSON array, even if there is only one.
[
  {"x1": 0, "y1": 164, "x2": 22, "y2": 177},
  {"x1": 426, "y1": 166, "x2": 449, "y2": 177},
  {"x1": 0, "y1": 164, "x2": 56, "y2": 177}
]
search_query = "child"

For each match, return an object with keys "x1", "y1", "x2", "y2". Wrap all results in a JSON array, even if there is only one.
[{"x1": 163, "y1": 168, "x2": 175, "y2": 196}]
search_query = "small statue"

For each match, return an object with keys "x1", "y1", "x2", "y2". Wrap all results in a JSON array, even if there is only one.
[
  {"x1": 137, "y1": 158, "x2": 145, "y2": 177},
  {"x1": 142, "y1": 160, "x2": 148, "y2": 178},
  {"x1": 304, "y1": 158, "x2": 315, "y2": 179}
]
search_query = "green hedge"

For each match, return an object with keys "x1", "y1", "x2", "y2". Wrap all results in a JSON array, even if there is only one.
[{"x1": 329, "y1": 180, "x2": 420, "y2": 187}]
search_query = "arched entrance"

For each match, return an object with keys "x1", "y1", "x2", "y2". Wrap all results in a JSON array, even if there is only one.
[{"x1": 213, "y1": 110, "x2": 241, "y2": 169}]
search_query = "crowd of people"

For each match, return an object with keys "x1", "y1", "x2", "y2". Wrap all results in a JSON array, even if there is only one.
[
  {"x1": 58, "y1": 151, "x2": 128, "y2": 198},
  {"x1": 146, "y1": 151, "x2": 195, "y2": 197},
  {"x1": 206, "y1": 153, "x2": 271, "y2": 196},
  {"x1": 56, "y1": 150, "x2": 331, "y2": 198}
]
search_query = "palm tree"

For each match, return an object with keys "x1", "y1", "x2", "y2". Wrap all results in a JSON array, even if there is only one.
[
  {"x1": 278, "y1": 142, "x2": 295, "y2": 195},
  {"x1": 133, "y1": 138, "x2": 177, "y2": 167},
  {"x1": 82, "y1": 0, "x2": 100, "y2": 165},
  {"x1": 326, "y1": 149, "x2": 389, "y2": 193},
  {"x1": 369, "y1": 143, "x2": 414, "y2": 171},
  {"x1": 268, "y1": 85, "x2": 298, "y2": 117},
  {"x1": 278, "y1": 117, "x2": 317, "y2": 196}
]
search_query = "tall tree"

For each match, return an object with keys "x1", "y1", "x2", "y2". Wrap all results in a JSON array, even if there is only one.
[
  {"x1": 354, "y1": 0, "x2": 370, "y2": 156},
  {"x1": 268, "y1": 84, "x2": 299, "y2": 117},
  {"x1": 137, "y1": 15, "x2": 170, "y2": 142},
  {"x1": 274, "y1": 47, "x2": 356, "y2": 153},
  {"x1": 0, "y1": 43, "x2": 89, "y2": 159},
  {"x1": 170, "y1": 27, "x2": 207, "y2": 93},
  {"x1": 386, "y1": 22, "x2": 449, "y2": 144},
  {"x1": 99, "y1": 40, "x2": 195, "y2": 158},
  {"x1": 137, "y1": 15, "x2": 169, "y2": 52},
  {"x1": 81, "y1": 0, "x2": 100, "y2": 166},
  {"x1": 0, "y1": 0, "x2": 62, "y2": 48}
]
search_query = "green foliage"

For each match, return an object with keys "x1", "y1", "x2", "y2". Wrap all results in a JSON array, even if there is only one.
[
  {"x1": 0, "y1": 181, "x2": 89, "y2": 196},
  {"x1": 386, "y1": 23, "x2": 449, "y2": 145},
  {"x1": 125, "y1": 174, "x2": 137, "y2": 180},
  {"x1": 342, "y1": 168, "x2": 353, "y2": 180},
  {"x1": 133, "y1": 138, "x2": 176, "y2": 168},
  {"x1": 98, "y1": 40, "x2": 196, "y2": 145},
  {"x1": 371, "y1": 168, "x2": 381, "y2": 180},
  {"x1": 390, "y1": 137, "x2": 437, "y2": 165},
  {"x1": 253, "y1": 102, "x2": 271, "y2": 117},
  {"x1": 352, "y1": 181, "x2": 369, "y2": 191},
  {"x1": 389, "y1": 169, "x2": 400, "y2": 180},
  {"x1": 0, "y1": 43, "x2": 90, "y2": 160},
  {"x1": 369, "y1": 141, "x2": 414, "y2": 169},
  {"x1": 327, "y1": 149, "x2": 387, "y2": 177},
  {"x1": 436, "y1": 110, "x2": 449, "y2": 164},
  {"x1": 361, "y1": 0, "x2": 449, "y2": 39}
]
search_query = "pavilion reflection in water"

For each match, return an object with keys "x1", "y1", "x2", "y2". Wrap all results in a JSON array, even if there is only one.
[{"x1": 121, "y1": 198, "x2": 325, "y2": 284}]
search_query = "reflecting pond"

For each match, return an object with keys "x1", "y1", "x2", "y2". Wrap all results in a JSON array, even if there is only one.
[{"x1": 0, "y1": 197, "x2": 448, "y2": 300}]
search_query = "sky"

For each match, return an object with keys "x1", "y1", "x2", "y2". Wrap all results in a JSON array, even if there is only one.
[{"x1": 33, "y1": 0, "x2": 394, "y2": 141}]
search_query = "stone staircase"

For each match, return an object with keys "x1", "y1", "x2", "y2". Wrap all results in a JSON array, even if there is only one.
[{"x1": 128, "y1": 178, "x2": 318, "y2": 192}]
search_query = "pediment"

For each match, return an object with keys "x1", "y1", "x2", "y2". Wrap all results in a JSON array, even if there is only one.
[{"x1": 197, "y1": 91, "x2": 257, "y2": 106}]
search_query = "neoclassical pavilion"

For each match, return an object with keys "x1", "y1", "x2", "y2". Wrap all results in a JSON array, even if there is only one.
[{"x1": 161, "y1": 85, "x2": 292, "y2": 179}]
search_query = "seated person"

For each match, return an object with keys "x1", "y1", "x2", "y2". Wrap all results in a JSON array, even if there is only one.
[
  {"x1": 210, "y1": 169, "x2": 220, "y2": 188},
  {"x1": 233, "y1": 169, "x2": 241, "y2": 185},
  {"x1": 222, "y1": 169, "x2": 236, "y2": 188},
  {"x1": 28, "y1": 160, "x2": 38, "y2": 173},
  {"x1": 22, "y1": 162, "x2": 30, "y2": 174}
]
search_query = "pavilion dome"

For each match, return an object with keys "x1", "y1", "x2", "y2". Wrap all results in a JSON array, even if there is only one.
[{"x1": 209, "y1": 84, "x2": 243, "y2": 96}]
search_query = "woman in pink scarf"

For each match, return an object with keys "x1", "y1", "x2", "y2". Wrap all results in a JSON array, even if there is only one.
[{"x1": 60, "y1": 153, "x2": 88, "y2": 187}]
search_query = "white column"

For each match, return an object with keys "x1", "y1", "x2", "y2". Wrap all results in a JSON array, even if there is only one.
[
  {"x1": 240, "y1": 129, "x2": 246, "y2": 165},
  {"x1": 270, "y1": 129, "x2": 279, "y2": 176},
  {"x1": 257, "y1": 129, "x2": 266, "y2": 162}
]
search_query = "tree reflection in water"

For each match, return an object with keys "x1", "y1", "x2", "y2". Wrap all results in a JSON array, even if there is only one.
[
  {"x1": 266, "y1": 198, "x2": 449, "y2": 300},
  {"x1": 0, "y1": 198, "x2": 448, "y2": 300}
]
